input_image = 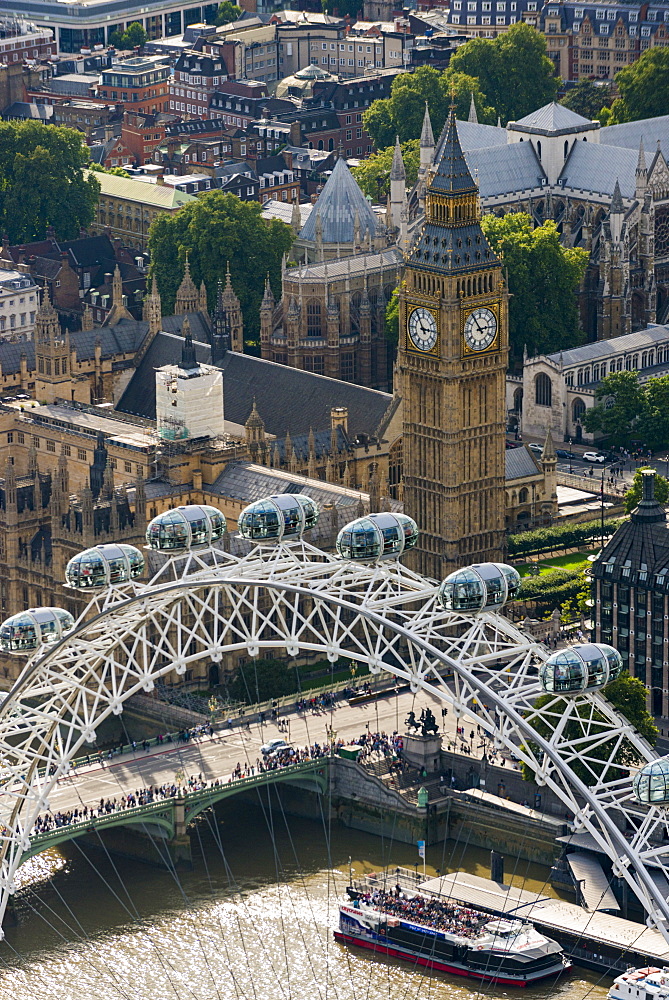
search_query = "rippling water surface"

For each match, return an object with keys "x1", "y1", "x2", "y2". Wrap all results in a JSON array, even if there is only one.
[{"x1": 0, "y1": 802, "x2": 610, "y2": 1000}]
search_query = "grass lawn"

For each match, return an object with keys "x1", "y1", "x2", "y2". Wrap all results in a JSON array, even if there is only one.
[{"x1": 516, "y1": 550, "x2": 598, "y2": 577}]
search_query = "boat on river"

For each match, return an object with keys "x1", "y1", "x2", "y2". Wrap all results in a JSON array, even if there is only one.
[
  {"x1": 608, "y1": 967, "x2": 669, "y2": 1000},
  {"x1": 334, "y1": 870, "x2": 570, "y2": 986}
]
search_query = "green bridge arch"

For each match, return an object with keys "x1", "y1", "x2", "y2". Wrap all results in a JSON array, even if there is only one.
[{"x1": 20, "y1": 761, "x2": 329, "y2": 867}]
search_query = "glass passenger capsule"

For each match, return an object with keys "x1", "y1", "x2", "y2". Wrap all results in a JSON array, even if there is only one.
[
  {"x1": 65, "y1": 544, "x2": 145, "y2": 588},
  {"x1": 0, "y1": 607, "x2": 75, "y2": 652},
  {"x1": 437, "y1": 563, "x2": 521, "y2": 613},
  {"x1": 335, "y1": 513, "x2": 419, "y2": 561},
  {"x1": 237, "y1": 494, "x2": 319, "y2": 540},
  {"x1": 539, "y1": 643, "x2": 623, "y2": 694},
  {"x1": 633, "y1": 758, "x2": 669, "y2": 805},
  {"x1": 146, "y1": 504, "x2": 227, "y2": 551}
]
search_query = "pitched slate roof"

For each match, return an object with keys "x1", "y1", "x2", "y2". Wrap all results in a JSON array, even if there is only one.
[
  {"x1": 545, "y1": 322, "x2": 669, "y2": 367},
  {"x1": 512, "y1": 102, "x2": 595, "y2": 135},
  {"x1": 59, "y1": 234, "x2": 116, "y2": 267},
  {"x1": 600, "y1": 115, "x2": 669, "y2": 152},
  {"x1": 299, "y1": 156, "x2": 380, "y2": 244},
  {"x1": 210, "y1": 461, "x2": 363, "y2": 508},
  {"x1": 456, "y1": 119, "x2": 507, "y2": 151},
  {"x1": 116, "y1": 334, "x2": 394, "y2": 441},
  {"x1": 465, "y1": 142, "x2": 544, "y2": 198},
  {"x1": 505, "y1": 445, "x2": 541, "y2": 481},
  {"x1": 559, "y1": 140, "x2": 637, "y2": 199}
]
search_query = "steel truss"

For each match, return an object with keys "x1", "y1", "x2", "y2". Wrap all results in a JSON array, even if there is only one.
[{"x1": 0, "y1": 539, "x2": 667, "y2": 940}]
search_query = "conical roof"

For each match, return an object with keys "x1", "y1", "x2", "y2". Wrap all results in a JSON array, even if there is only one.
[
  {"x1": 429, "y1": 106, "x2": 479, "y2": 195},
  {"x1": 300, "y1": 156, "x2": 379, "y2": 245}
]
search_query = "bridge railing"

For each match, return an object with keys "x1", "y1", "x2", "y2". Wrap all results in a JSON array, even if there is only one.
[
  {"x1": 41, "y1": 674, "x2": 405, "y2": 776},
  {"x1": 26, "y1": 759, "x2": 329, "y2": 852}
]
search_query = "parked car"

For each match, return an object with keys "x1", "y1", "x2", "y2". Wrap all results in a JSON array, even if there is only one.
[
  {"x1": 527, "y1": 443, "x2": 543, "y2": 454},
  {"x1": 261, "y1": 738, "x2": 289, "y2": 755},
  {"x1": 583, "y1": 451, "x2": 607, "y2": 463},
  {"x1": 555, "y1": 449, "x2": 572, "y2": 458}
]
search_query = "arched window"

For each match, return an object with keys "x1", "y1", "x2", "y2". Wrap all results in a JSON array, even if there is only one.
[
  {"x1": 573, "y1": 397, "x2": 586, "y2": 423},
  {"x1": 610, "y1": 360, "x2": 616, "y2": 374},
  {"x1": 537, "y1": 140, "x2": 542, "y2": 159},
  {"x1": 564, "y1": 139, "x2": 569, "y2": 159},
  {"x1": 535, "y1": 372, "x2": 552, "y2": 407},
  {"x1": 519, "y1": 487, "x2": 529, "y2": 504},
  {"x1": 593, "y1": 364, "x2": 600, "y2": 381},
  {"x1": 577, "y1": 369, "x2": 583, "y2": 385}
]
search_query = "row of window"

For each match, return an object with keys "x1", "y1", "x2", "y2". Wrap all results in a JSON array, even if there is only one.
[
  {"x1": 563, "y1": 346, "x2": 669, "y2": 386},
  {"x1": 0, "y1": 312, "x2": 34, "y2": 332}
]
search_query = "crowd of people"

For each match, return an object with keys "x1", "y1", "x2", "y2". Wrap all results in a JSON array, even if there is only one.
[
  {"x1": 31, "y1": 774, "x2": 213, "y2": 837},
  {"x1": 357, "y1": 888, "x2": 488, "y2": 939}
]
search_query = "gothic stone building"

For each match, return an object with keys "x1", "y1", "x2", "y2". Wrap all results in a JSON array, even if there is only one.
[{"x1": 405, "y1": 102, "x2": 669, "y2": 343}]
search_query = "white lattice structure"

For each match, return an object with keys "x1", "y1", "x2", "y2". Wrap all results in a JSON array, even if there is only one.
[{"x1": 0, "y1": 536, "x2": 668, "y2": 941}]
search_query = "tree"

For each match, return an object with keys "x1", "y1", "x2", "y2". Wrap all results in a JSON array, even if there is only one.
[
  {"x1": 623, "y1": 467, "x2": 669, "y2": 514},
  {"x1": 522, "y1": 672, "x2": 657, "y2": 786},
  {"x1": 88, "y1": 162, "x2": 131, "y2": 178},
  {"x1": 352, "y1": 139, "x2": 419, "y2": 201},
  {"x1": 560, "y1": 80, "x2": 614, "y2": 122},
  {"x1": 642, "y1": 375, "x2": 669, "y2": 452},
  {"x1": 607, "y1": 48, "x2": 669, "y2": 124},
  {"x1": 0, "y1": 121, "x2": 99, "y2": 243},
  {"x1": 583, "y1": 370, "x2": 646, "y2": 447},
  {"x1": 109, "y1": 21, "x2": 147, "y2": 49},
  {"x1": 321, "y1": 0, "x2": 362, "y2": 15},
  {"x1": 362, "y1": 67, "x2": 494, "y2": 150},
  {"x1": 227, "y1": 658, "x2": 296, "y2": 703},
  {"x1": 215, "y1": 1, "x2": 241, "y2": 25},
  {"x1": 449, "y1": 23, "x2": 558, "y2": 124},
  {"x1": 480, "y1": 212, "x2": 587, "y2": 363},
  {"x1": 148, "y1": 191, "x2": 293, "y2": 344},
  {"x1": 384, "y1": 287, "x2": 400, "y2": 348}
]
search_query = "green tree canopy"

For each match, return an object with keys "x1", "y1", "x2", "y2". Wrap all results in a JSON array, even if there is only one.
[
  {"x1": 449, "y1": 22, "x2": 558, "y2": 124},
  {"x1": 352, "y1": 139, "x2": 419, "y2": 201},
  {"x1": 480, "y1": 212, "x2": 587, "y2": 363},
  {"x1": 362, "y1": 67, "x2": 494, "y2": 149},
  {"x1": 384, "y1": 287, "x2": 400, "y2": 348},
  {"x1": 560, "y1": 79, "x2": 614, "y2": 122},
  {"x1": 88, "y1": 162, "x2": 131, "y2": 178},
  {"x1": 583, "y1": 370, "x2": 645, "y2": 447},
  {"x1": 321, "y1": 0, "x2": 363, "y2": 15},
  {"x1": 522, "y1": 673, "x2": 657, "y2": 785},
  {"x1": 623, "y1": 467, "x2": 669, "y2": 514},
  {"x1": 604, "y1": 47, "x2": 669, "y2": 124},
  {"x1": 215, "y1": 1, "x2": 242, "y2": 25},
  {"x1": 109, "y1": 21, "x2": 147, "y2": 49},
  {"x1": 585, "y1": 372, "x2": 669, "y2": 451},
  {"x1": 148, "y1": 191, "x2": 293, "y2": 345},
  {"x1": 0, "y1": 121, "x2": 99, "y2": 243}
]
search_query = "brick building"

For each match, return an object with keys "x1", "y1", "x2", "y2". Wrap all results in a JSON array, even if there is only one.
[{"x1": 97, "y1": 56, "x2": 170, "y2": 114}]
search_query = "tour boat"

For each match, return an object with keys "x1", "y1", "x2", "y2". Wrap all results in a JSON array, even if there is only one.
[
  {"x1": 608, "y1": 967, "x2": 669, "y2": 1000},
  {"x1": 334, "y1": 876, "x2": 570, "y2": 986}
]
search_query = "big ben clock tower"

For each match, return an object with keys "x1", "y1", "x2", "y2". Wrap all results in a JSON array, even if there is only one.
[{"x1": 398, "y1": 106, "x2": 509, "y2": 580}]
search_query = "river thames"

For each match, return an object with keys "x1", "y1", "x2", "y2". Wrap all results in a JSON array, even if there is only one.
[{"x1": 0, "y1": 800, "x2": 610, "y2": 1000}]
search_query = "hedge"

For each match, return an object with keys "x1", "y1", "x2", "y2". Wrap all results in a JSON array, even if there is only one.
[
  {"x1": 517, "y1": 568, "x2": 586, "y2": 614},
  {"x1": 508, "y1": 518, "x2": 624, "y2": 558}
]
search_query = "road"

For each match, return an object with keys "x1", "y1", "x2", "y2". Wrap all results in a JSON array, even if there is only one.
[{"x1": 42, "y1": 685, "x2": 505, "y2": 822}]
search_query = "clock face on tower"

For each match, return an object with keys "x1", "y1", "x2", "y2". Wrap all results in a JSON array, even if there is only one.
[
  {"x1": 463, "y1": 307, "x2": 497, "y2": 352},
  {"x1": 407, "y1": 307, "x2": 438, "y2": 353}
]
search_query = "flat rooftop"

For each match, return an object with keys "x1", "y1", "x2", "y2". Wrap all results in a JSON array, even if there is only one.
[
  {"x1": 419, "y1": 871, "x2": 669, "y2": 962},
  {"x1": 15, "y1": 402, "x2": 158, "y2": 451}
]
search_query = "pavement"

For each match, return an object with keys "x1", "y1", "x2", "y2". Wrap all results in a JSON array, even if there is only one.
[{"x1": 43, "y1": 685, "x2": 512, "y2": 820}]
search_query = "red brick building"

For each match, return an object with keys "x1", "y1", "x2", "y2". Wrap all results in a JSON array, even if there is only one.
[{"x1": 97, "y1": 56, "x2": 170, "y2": 115}]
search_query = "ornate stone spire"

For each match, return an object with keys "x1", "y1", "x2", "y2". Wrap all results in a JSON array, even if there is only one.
[
  {"x1": 199, "y1": 279, "x2": 208, "y2": 313},
  {"x1": 291, "y1": 197, "x2": 301, "y2": 234},
  {"x1": 468, "y1": 93, "x2": 478, "y2": 124},
  {"x1": 174, "y1": 252, "x2": 199, "y2": 315}
]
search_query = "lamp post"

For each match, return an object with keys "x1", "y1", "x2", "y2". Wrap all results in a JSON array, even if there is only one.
[
  {"x1": 600, "y1": 468, "x2": 605, "y2": 549},
  {"x1": 568, "y1": 436, "x2": 573, "y2": 475}
]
